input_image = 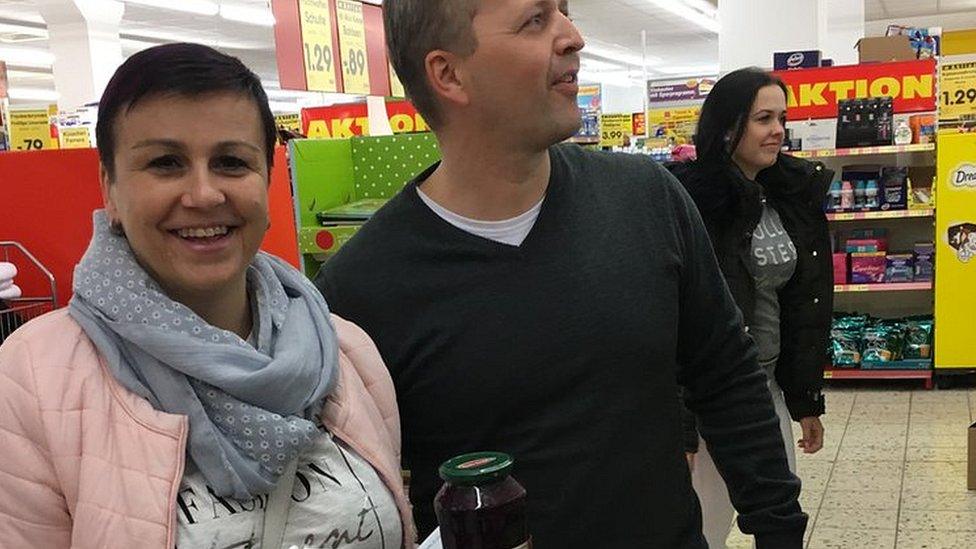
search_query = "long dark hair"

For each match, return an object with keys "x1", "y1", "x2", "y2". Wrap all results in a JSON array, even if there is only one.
[{"x1": 694, "y1": 67, "x2": 788, "y2": 170}]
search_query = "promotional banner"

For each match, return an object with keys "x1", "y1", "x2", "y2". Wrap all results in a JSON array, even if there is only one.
[
  {"x1": 935, "y1": 132, "x2": 976, "y2": 369},
  {"x1": 578, "y1": 84, "x2": 602, "y2": 112},
  {"x1": 647, "y1": 77, "x2": 715, "y2": 104},
  {"x1": 939, "y1": 60, "x2": 976, "y2": 122},
  {"x1": 301, "y1": 100, "x2": 428, "y2": 138},
  {"x1": 336, "y1": 0, "x2": 370, "y2": 95},
  {"x1": 773, "y1": 59, "x2": 937, "y2": 120},
  {"x1": 297, "y1": 0, "x2": 339, "y2": 92},
  {"x1": 598, "y1": 114, "x2": 632, "y2": 147},
  {"x1": 647, "y1": 106, "x2": 701, "y2": 144}
]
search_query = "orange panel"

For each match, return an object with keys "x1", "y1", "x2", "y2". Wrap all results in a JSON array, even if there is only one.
[{"x1": 1, "y1": 146, "x2": 299, "y2": 307}]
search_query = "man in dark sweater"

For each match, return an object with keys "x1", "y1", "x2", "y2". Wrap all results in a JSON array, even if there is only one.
[{"x1": 315, "y1": 1, "x2": 807, "y2": 547}]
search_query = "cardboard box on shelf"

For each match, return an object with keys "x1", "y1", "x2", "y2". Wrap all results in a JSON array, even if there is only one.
[{"x1": 856, "y1": 36, "x2": 917, "y2": 63}]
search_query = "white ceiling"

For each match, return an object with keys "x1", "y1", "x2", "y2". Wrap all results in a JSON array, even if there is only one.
[
  {"x1": 572, "y1": 0, "x2": 720, "y2": 83},
  {"x1": 0, "y1": 0, "x2": 968, "y2": 108},
  {"x1": 865, "y1": 0, "x2": 976, "y2": 20}
]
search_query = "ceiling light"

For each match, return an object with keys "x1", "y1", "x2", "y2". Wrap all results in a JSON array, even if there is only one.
[
  {"x1": 654, "y1": 64, "x2": 719, "y2": 76},
  {"x1": 0, "y1": 23, "x2": 48, "y2": 43},
  {"x1": 5, "y1": 69, "x2": 54, "y2": 80},
  {"x1": 581, "y1": 57, "x2": 627, "y2": 72},
  {"x1": 644, "y1": 0, "x2": 720, "y2": 34},
  {"x1": 582, "y1": 40, "x2": 661, "y2": 69},
  {"x1": 268, "y1": 100, "x2": 301, "y2": 113},
  {"x1": 123, "y1": 0, "x2": 219, "y2": 16},
  {"x1": 121, "y1": 29, "x2": 265, "y2": 50},
  {"x1": 220, "y1": 3, "x2": 276, "y2": 27},
  {"x1": 0, "y1": 46, "x2": 55, "y2": 68},
  {"x1": 579, "y1": 70, "x2": 644, "y2": 88},
  {"x1": 7, "y1": 87, "x2": 60, "y2": 102},
  {"x1": 0, "y1": 12, "x2": 45, "y2": 25}
]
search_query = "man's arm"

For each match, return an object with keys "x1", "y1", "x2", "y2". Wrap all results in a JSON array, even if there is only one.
[{"x1": 667, "y1": 178, "x2": 807, "y2": 548}]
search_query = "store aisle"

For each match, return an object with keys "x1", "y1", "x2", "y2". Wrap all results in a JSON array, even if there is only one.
[{"x1": 725, "y1": 387, "x2": 976, "y2": 549}]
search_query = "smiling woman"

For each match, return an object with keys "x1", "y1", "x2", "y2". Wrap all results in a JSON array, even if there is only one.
[
  {"x1": 99, "y1": 91, "x2": 272, "y2": 334},
  {"x1": 667, "y1": 67, "x2": 834, "y2": 549},
  {"x1": 0, "y1": 43, "x2": 413, "y2": 549}
]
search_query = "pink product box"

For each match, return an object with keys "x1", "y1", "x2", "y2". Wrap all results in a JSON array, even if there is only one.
[
  {"x1": 833, "y1": 253, "x2": 848, "y2": 284},
  {"x1": 850, "y1": 252, "x2": 887, "y2": 284},
  {"x1": 845, "y1": 238, "x2": 889, "y2": 253}
]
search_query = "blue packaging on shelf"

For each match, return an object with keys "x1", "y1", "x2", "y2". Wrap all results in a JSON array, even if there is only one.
[
  {"x1": 773, "y1": 50, "x2": 822, "y2": 71},
  {"x1": 885, "y1": 254, "x2": 915, "y2": 283},
  {"x1": 881, "y1": 167, "x2": 908, "y2": 210},
  {"x1": 914, "y1": 243, "x2": 934, "y2": 281}
]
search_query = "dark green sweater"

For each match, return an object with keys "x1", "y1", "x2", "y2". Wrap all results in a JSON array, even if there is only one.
[{"x1": 316, "y1": 144, "x2": 806, "y2": 549}]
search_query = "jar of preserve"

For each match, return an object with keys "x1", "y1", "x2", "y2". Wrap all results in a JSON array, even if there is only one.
[{"x1": 434, "y1": 452, "x2": 531, "y2": 549}]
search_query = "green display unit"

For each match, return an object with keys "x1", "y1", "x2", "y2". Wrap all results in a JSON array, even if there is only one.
[{"x1": 289, "y1": 133, "x2": 440, "y2": 276}]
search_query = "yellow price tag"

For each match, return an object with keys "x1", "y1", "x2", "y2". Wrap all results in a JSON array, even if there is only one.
[
  {"x1": 298, "y1": 0, "x2": 338, "y2": 92},
  {"x1": 336, "y1": 0, "x2": 370, "y2": 95},
  {"x1": 940, "y1": 61, "x2": 976, "y2": 121},
  {"x1": 389, "y1": 63, "x2": 405, "y2": 98},
  {"x1": 8, "y1": 108, "x2": 52, "y2": 151},
  {"x1": 59, "y1": 127, "x2": 91, "y2": 149},
  {"x1": 275, "y1": 113, "x2": 302, "y2": 133},
  {"x1": 599, "y1": 114, "x2": 632, "y2": 147}
]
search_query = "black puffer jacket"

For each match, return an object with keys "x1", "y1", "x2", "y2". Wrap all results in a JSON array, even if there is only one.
[{"x1": 669, "y1": 153, "x2": 833, "y2": 421}]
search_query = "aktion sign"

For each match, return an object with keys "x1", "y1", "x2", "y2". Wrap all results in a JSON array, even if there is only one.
[
  {"x1": 773, "y1": 59, "x2": 937, "y2": 120},
  {"x1": 301, "y1": 100, "x2": 429, "y2": 138}
]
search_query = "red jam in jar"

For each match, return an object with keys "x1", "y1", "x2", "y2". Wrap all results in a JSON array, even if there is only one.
[{"x1": 434, "y1": 452, "x2": 531, "y2": 549}]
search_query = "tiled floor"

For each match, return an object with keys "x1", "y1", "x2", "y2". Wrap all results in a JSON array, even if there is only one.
[{"x1": 726, "y1": 386, "x2": 976, "y2": 549}]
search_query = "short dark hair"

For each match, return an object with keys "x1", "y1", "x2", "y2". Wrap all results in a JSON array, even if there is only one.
[
  {"x1": 694, "y1": 67, "x2": 788, "y2": 170},
  {"x1": 96, "y1": 43, "x2": 275, "y2": 179},
  {"x1": 384, "y1": 0, "x2": 479, "y2": 129}
]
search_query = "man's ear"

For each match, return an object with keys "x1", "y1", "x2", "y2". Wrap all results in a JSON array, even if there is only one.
[{"x1": 424, "y1": 49, "x2": 470, "y2": 111}]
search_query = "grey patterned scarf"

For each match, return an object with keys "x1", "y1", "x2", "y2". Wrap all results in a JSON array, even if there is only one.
[{"x1": 69, "y1": 211, "x2": 338, "y2": 499}]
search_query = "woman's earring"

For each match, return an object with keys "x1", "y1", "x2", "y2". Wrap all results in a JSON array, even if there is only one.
[{"x1": 109, "y1": 220, "x2": 126, "y2": 237}]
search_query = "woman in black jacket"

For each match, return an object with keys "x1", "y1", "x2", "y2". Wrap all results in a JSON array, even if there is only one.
[{"x1": 669, "y1": 67, "x2": 833, "y2": 548}]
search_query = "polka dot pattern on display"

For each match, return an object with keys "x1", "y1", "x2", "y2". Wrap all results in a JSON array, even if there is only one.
[{"x1": 351, "y1": 134, "x2": 440, "y2": 199}]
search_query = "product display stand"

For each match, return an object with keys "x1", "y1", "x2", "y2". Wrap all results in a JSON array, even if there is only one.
[{"x1": 811, "y1": 144, "x2": 938, "y2": 388}]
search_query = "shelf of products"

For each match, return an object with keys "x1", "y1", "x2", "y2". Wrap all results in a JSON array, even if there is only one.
[
  {"x1": 790, "y1": 143, "x2": 936, "y2": 159},
  {"x1": 834, "y1": 282, "x2": 933, "y2": 293},
  {"x1": 826, "y1": 209, "x2": 935, "y2": 222},
  {"x1": 824, "y1": 367, "x2": 933, "y2": 388}
]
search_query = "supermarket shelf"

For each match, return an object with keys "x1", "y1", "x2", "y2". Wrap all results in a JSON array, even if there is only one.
[
  {"x1": 568, "y1": 137, "x2": 599, "y2": 145},
  {"x1": 824, "y1": 367, "x2": 933, "y2": 388},
  {"x1": 826, "y1": 209, "x2": 934, "y2": 222},
  {"x1": 834, "y1": 282, "x2": 933, "y2": 293},
  {"x1": 789, "y1": 143, "x2": 936, "y2": 159}
]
